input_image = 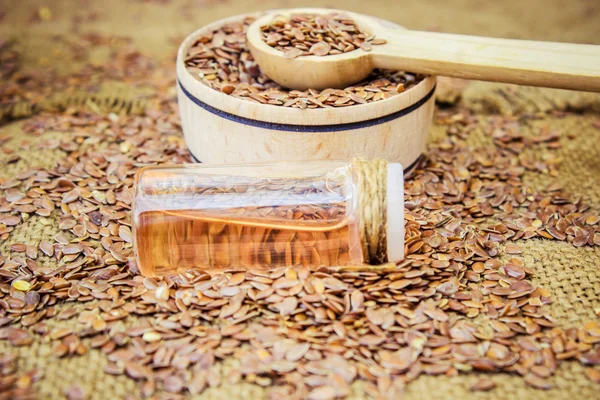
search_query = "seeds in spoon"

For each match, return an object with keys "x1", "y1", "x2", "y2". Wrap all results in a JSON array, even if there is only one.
[{"x1": 259, "y1": 13, "x2": 386, "y2": 58}]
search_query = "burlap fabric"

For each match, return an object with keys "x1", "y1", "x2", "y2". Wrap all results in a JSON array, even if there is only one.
[{"x1": 1, "y1": 0, "x2": 599, "y2": 399}]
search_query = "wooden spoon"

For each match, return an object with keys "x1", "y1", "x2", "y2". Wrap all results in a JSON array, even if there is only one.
[{"x1": 247, "y1": 8, "x2": 600, "y2": 91}]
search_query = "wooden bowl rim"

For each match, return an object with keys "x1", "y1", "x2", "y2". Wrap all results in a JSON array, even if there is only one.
[{"x1": 176, "y1": 11, "x2": 436, "y2": 126}]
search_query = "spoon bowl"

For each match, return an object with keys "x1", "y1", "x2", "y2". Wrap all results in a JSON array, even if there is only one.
[{"x1": 247, "y1": 8, "x2": 379, "y2": 90}]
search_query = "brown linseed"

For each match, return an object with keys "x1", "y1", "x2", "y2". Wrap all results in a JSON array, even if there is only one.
[{"x1": 259, "y1": 13, "x2": 386, "y2": 58}]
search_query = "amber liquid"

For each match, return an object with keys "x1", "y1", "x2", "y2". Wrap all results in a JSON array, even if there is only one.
[{"x1": 135, "y1": 209, "x2": 362, "y2": 276}]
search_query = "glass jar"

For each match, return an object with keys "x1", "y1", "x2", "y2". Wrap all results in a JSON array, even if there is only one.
[{"x1": 132, "y1": 160, "x2": 404, "y2": 276}]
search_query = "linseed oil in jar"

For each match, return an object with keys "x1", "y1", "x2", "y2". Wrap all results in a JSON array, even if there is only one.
[{"x1": 132, "y1": 161, "x2": 404, "y2": 277}]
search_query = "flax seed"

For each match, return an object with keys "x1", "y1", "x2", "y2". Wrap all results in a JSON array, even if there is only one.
[
  {"x1": 261, "y1": 13, "x2": 385, "y2": 58},
  {"x1": 470, "y1": 378, "x2": 497, "y2": 391}
]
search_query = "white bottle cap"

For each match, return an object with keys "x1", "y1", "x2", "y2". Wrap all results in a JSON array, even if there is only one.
[{"x1": 386, "y1": 163, "x2": 405, "y2": 263}]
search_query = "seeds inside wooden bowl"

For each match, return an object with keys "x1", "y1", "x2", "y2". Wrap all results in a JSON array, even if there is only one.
[
  {"x1": 184, "y1": 17, "x2": 423, "y2": 109},
  {"x1": 259, "y1": 13, "x2": 387, "y2": 58}
]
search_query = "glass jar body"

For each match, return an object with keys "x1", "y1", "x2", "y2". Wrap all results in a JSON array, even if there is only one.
[{"x1": 133, "y1": 161, "x2": 363, "y2": 276}]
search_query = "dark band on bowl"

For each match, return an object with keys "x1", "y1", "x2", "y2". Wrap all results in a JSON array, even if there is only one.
[
  {"x1": 189, "y1": 151, "x2": 425, "y2": 176},
  {"x1": 178, "y1": 80, "x2": 435, "y2": 132}
]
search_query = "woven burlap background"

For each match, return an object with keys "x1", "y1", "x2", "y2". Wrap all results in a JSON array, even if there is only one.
[{"x1": 1, "y1": 0, "x2": 599, "y2": 399}]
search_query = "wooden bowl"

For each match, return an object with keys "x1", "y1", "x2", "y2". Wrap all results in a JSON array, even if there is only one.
[{"x1": 176, "y1": 12, "x2": 436, "y2": 174}]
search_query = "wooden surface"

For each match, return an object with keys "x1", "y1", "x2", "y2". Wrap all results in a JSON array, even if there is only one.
[{"x1": 247, "y1": 8, "x2": 600, "y2": 92}]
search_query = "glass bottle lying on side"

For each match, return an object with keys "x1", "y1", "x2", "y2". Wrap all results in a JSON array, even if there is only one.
[{"x1": 132, "y1": 160, "x2": 404, "y2": 277}]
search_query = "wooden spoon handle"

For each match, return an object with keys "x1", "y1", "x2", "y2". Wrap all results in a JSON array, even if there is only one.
[{"x1": 371, "y1": 29, "x2": 600, "y2": 92}]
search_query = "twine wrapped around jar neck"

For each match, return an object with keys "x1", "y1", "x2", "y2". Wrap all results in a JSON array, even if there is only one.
[{"x1": 352, "y1": 158, "x2": 389, "y2": 264}]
